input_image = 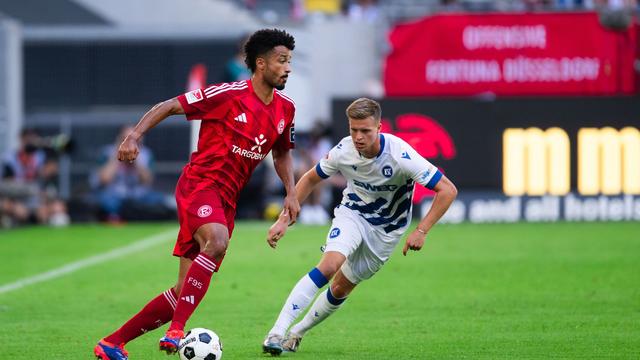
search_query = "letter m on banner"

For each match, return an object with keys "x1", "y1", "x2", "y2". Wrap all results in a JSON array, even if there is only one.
[
  {"x1": 578, "y1": 127, "x2": 640, "y2": 195},
  {"x1": 503, "y1": 128, "x2": 570, "y2": 196}
]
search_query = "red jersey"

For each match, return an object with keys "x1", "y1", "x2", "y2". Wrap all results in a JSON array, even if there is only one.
[{"x1": 176, "y1": 79, "x2": 295, "y2": 207}]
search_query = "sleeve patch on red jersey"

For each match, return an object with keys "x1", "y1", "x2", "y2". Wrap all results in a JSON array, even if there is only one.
[
  {"x1": 185, "y1": 89, "x2": 204, "y2": 104},
  {"x1": 290, "y1": 125, "x2": 295, "y2": 143}
]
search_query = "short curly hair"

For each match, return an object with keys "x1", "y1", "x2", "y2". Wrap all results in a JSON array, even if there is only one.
[{"x1": 244, "y1": 28, "x2": 295, "y2": 73}]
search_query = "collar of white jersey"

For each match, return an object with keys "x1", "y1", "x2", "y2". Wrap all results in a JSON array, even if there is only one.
[
  {"x1": 357, "y1": 134, "x2": 385, "y2": 159},
  {"x1": 376, "y1": 134, "x2": 385, "y2": 158}
]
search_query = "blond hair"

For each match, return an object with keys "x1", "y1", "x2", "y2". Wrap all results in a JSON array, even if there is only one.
[{"x1": 346, "y1": 98, "x2": 381, "y2": 122}]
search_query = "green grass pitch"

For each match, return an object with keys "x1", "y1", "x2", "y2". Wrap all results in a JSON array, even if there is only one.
[{"x1": 0, "y1": 221, "x2": 638, "y2": 359}]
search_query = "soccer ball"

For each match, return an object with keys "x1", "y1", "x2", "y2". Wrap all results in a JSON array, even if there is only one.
[{"x1": 178, "y1": 328, "x2": 223, "y2": 360}]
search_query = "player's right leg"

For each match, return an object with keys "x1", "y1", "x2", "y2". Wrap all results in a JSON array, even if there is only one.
[
  {"x1": 263, "y1": 215, "x2": 362, "y2": 355},
  {"x1": 262, "y1": 253, "x2": 344, "y2": 355},
  {"x1": 158, "y1": 257, "x2": 193, "y2": 354},
  {"x1": 285, "y1": 269, "x2": 357, "y2": 352},
  {"x1": 160, "y1": 222, "x2": 229, "y2": 354},
  {"x1": 286, "y1": 225, "x2": 392, "y2": 352},
  {"x1": 160, "y1": 182, "x2": 230, "y2": 354}
]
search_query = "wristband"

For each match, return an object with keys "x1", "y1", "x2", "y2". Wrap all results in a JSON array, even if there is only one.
[{"x1": 416, "y1": 227, "x2": 426, "y2": 235}]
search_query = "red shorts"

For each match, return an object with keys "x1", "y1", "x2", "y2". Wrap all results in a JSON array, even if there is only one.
[{"x1": 173, "y1": 174, "x2": 236, "y2": 271}]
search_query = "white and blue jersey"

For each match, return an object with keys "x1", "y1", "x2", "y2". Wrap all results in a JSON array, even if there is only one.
[{"x1": 316, "y1": 133, "x2": 442, "y2": 237}]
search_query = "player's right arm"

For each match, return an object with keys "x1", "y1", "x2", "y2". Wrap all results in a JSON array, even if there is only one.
[
  {"x1": 118, "y1": 98, "x2": 184, "y2": 162},
  {"x1": 267, "y1": 140, "x2": 342, "y2": 248},
  {"x1": 294, "y1": 167, "x2": 324, "y2": 204},
  {"x1": 267, "y1": 167, "x2": 324, "y2": 249}
]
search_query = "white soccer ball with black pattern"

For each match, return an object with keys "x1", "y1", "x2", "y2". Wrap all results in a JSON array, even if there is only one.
[{"x1": 178, "y1": 328, "x2": 223, "y2": 360}]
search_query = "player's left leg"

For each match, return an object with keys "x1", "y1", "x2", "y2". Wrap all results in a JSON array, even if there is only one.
[
  {"x1": 95, "y1": 267, "x2": 180, "y2": 359},
  {"x1": 94, "y1": 339, "x2": 129, "y2": 360},
  {"x1": 98, "y1": 287, "x2": 177, "y2": 345},
  {"x1": 284, "y1": 270, "x2": 357, "y2": 352},
  {"x1": 160, "y1": 222, "x2": 229, "y2": 354}
]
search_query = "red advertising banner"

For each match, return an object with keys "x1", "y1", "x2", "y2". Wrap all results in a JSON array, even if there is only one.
[
  {"x1": 637, "y1": 22, "x2": 640, "y2": 91},
  {"x1": 384, "y1": 12, "x2": 637, "y2": 96}
]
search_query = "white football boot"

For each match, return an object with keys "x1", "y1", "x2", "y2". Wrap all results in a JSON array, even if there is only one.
[
  {"x1": 262, "y1": 333, "x2": 283, "y2": 356},
  {"x1": 282, "y1": 333, "x2": 303, "y2": 352}
]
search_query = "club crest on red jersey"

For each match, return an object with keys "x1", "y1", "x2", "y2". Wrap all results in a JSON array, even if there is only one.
[
  {"x1": 197, "y1": 205, "x2": 213, "y2": 218},
  {"x1": 277, "y1": 119, "x2": 285, "y2": 134}
]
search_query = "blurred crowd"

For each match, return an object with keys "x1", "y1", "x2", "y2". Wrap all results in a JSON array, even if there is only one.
[
  {"x1": 0, "y1": 124, "x2": 340, "y2": 229},
  {"x1": 0, "y1": 129, "x2": 69, "y2": 228},
  {"x1": 239, "y1": 0, "x2": 386, "y2": 24},
  {"x1": 238, "y1": 0, "x2": 639, "y2": 25},
  {"x1": 87, "y1": 126, "x2": 175, "y2": 225},
  {"x1": 0, "y1": 126, "x2": 176, "y2": 229}
]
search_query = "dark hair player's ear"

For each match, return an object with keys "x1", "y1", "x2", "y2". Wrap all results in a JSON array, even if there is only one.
[{"x1": 256, "y1": 56, "x2": 266, "y2": 71}]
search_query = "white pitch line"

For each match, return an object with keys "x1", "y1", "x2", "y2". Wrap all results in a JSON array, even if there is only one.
[{"x1": 0, "y1": 227, "x2": 177, "y2": 295}]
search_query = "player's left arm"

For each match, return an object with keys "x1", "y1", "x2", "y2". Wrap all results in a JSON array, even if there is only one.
[
  {"x1": 403, "y1": 174, "x2": 457, "y2": 255},
  {"x1": 272, "y1": 146, "x2": 300, "y2": 225}
]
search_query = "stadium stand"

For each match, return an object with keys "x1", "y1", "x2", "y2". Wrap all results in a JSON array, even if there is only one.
[{"x1": 0, "y1": 0, "x2": 108, "y2": 25}]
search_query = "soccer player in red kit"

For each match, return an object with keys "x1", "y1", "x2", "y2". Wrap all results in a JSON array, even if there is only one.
[{"x1": 94, "y1": 29, "x2": 299, "y2": 360}]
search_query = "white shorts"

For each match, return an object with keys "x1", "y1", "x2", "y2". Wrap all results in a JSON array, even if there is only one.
[{"x1": 323, "y1": 206, "x2": 401, "y2": 284}]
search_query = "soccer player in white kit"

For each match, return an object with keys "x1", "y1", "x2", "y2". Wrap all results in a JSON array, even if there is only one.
[{"x1": 262, "y1": 98, "x2": 458, "y2": 355}]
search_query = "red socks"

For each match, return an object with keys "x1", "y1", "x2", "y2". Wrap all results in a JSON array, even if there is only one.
[
  {"x1": 105, "y1": 288, "x2": 177, "y2": 345},
  {"x1": 104, "y1": 253, "x2": 217, "y2": 343},
  {"x1": 169, "y1": 253, "x2": 216, "y2": 331}
]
